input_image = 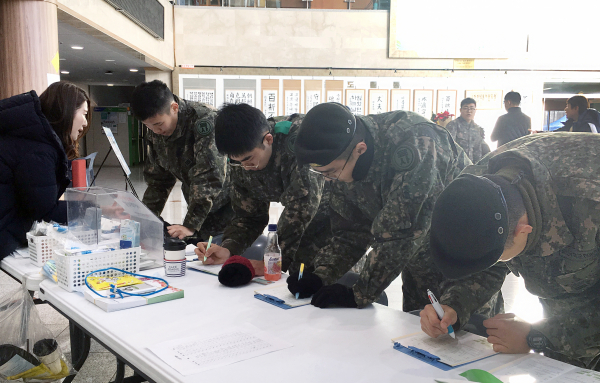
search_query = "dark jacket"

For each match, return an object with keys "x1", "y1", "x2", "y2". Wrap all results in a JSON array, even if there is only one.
[
  {"x1": 491, "y1": 107, "x2": 531, "y2": 147},
  {"x1": 0, "y1": 91, "x2": 70, "y2": 260},
  {"x1": 572, "y1": 109, "x2": 600, "y2": 133}
]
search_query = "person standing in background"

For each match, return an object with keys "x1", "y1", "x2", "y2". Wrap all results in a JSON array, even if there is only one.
[
  {"x1": 445, "y1": 98, "x2": 490, "y2": 163},
  {"x1": 557, "y1": 95, "x2": 600, "y2": 133},
  {"x1": 491, "y1": 91, "x2": 531, "y2": 147}
]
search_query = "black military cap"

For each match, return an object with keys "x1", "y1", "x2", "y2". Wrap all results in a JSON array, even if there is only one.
[
  {"x1": 295, "y1": 102, "x2": 356, "y2": 167},
  {"x1": 430, "y1": 174, "x2": 509, "y2": 279}
]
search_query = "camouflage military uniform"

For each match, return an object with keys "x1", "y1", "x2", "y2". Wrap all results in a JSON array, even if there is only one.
[
  {"x1": 219, "y1": 115, "x2": 329, "y2": 274},
  {"x1": 311, "y1": 111, "x2": 504, "y2": 315},
  {"x1": 142, "y1": 95, "x2": 232, "y2": 240},
  {"x1": 445, "y1": 117, "x2": 490, "y2": 163},
  {"x1": 439, "y1": 133, "x2": 600, "y2": 369}
]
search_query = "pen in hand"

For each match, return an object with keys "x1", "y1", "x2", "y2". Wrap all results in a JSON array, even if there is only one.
[
  {"x1": 295, "y1": 263, "x2": 305, "y2": 299},
  {"x1": 427, "y1": 289, "x2": 455, "y2": 339},
  {"x1": 204, "y1": 235, "x2": 213, "y2": 262}
]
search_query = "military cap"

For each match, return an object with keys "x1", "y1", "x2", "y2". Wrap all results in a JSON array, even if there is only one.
[
  {"x1": 430, "y1": 174, "x2": 509, "y2": 279},
  {"x1": 295, "y1": 102, "x2": 356, "y2": 167}
]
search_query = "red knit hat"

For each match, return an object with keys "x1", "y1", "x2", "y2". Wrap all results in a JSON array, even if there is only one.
[{"x1": 218, "y1": 256, "x2": 255, "y2": 287}]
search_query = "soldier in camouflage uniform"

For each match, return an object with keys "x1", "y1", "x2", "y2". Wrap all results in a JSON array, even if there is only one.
[
  {"x1": 289, "y1": 102, "x2": 505, "y2": 316},
  {"x1": 131, "y1": 80, "x2": 232, "y2": 242},
  {"x1": 197, "y1": 103, "x2": 329, "y2": 275},
  {"x1": 445, "y1": 98, "x2": 490, "y2": 162},
  {"x1": 424, "y1": 133, "x2": 600, "y2": 370}
]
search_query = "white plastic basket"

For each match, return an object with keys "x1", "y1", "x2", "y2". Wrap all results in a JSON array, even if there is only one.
[
  {"x1": 54, "y1": 247, "x2": 141, "y2": 292},
  {"x1": 26, "y1": 233, "x2": 58, "y2": 267}
]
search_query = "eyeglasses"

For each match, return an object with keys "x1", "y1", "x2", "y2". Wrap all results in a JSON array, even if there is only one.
[
  {"x1": 228, "y1": 131, "x2": 270, "y2": 170},
  {"x1": 309, "y1": 114, "x2": 357, "y2": 181},
  {"x1": 461, "y1": 107, "x2": 477, "y2": 111}
]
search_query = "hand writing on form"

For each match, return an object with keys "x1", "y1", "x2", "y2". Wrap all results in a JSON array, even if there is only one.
[
  {"x1": 420, "y1": 304, "x2": 458, "y2": 338},
  {"x1": 483, "y1": 313, "x2": 531, "y2": 354},
  {"x1": 195, "y1": 243, "x2": 230, "y2": 265},
  {"x1": 167, "y1": 225, "x2": 194, "y2": 239}
]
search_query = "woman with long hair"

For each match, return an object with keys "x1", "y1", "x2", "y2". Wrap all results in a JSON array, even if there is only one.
[{"x1": 0, "y1": 81, "x2": 90, "y2": 260}]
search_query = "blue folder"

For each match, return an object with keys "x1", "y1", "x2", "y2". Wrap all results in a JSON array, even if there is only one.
[
  {"x1": 254, "y1": 294, "x2": 297, "y2": 309},
  {"x1": 393, "y1": 343, "x2": 496, "y2": 371}
]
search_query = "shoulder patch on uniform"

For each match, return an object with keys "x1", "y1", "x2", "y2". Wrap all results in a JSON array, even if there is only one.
[
  {"x1": 286, "y1": 131, "x2": 298, "y2": 154},
  {"x1": 195, "y1": 119, "x2": 214, "y2": 136},
  {"x1": 391, "y1": 144, "x2": 419, "y2": 172},
  {"x1": 274, "y1": 120, "x2": 292, "y2": 135}
]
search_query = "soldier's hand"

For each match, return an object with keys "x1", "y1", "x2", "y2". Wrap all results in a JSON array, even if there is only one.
[
  {"x1": 483, "y1": 313, "x2": 531, "y2": 354},
  {"x1": 311, "y1": 284, "x2": 357, "y2": 308},
  {"x1": 420, "y1": 304, "x2": 458, "y2": 338},
  {"x1": 287, "y1": 271, "x2": 323, "y2": 299},
  {"x1": 248, "y1": 259, "x2": 264, "y2": 276},
  {"x1": 167, "y1": 225, "x2": 194, "y2": 239},
  {"x1": 195, "y1": 243, "x2": 230, "y2": 265}
]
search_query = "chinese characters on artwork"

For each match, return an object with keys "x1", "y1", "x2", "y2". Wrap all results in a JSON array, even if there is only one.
[
  {"x1": 305, "y1": 91, "x2": 320, "y2": 113},
  {"x1": 225, "y1": 90, "x2": 255, "y2": 107},
  {"x1": 262, "y1": 90, "x2": 278, "y2": 119},
  {"x1": 285, "y1": 90, "x2": 300, "y2": 115},
  {"x1": 185, "y1": 89, "x2": 215, "y2": 107}
]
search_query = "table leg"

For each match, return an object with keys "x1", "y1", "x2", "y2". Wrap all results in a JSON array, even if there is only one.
[
  {"x1": 63, "y1": 320, "x2": 91, "y2": 383},
  {"x1": 111, "y1": 358, "x2": 148, "y2": 383}
]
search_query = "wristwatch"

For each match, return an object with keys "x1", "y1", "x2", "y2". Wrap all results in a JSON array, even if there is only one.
[{"x1": 526, "y1": 329, "x2": 550, "y2": 352}]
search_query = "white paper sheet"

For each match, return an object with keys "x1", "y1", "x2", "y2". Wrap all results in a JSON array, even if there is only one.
[
  {"x1": 187, "y1": 261, "x2": 222, "y2": 275},
  {"x1": 254, "y1": 284, "x2": 312, "y2": 307},
  {"x1": 148, "y1": 324, "x2": 292, "y2": 375},
  {"x1": 392, "y1": 331, "x2": 497, "y2": 367},
  {"x1": 491, "y1": 354, "x2": 600, "y2": 383}
]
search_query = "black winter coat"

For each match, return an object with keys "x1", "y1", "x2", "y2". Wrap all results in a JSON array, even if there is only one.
[{"x1": 0, "y1": 91, "x2": 70, "y2": 260}]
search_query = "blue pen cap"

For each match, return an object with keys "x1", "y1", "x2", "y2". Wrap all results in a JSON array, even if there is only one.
[{"x1": 268, "y1": 224, "x2": 277, "y2": 232}]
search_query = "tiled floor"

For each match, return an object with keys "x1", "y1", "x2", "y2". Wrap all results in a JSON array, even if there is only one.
[{"x1": 0, "y1": 165, "x2": 544, "y2": 382}]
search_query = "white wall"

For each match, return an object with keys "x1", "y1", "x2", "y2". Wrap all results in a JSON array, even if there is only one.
[{"x1": 58, "y1": 0, "x2": 174, "y2": 70}]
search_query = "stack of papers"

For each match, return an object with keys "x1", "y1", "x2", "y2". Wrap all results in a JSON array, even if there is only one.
[
  {"x1": 489, "y1": 354, "x2": 600, "y2": 382},
  {"x1": 391, "y1": 331, "x2": 498, "y2": 370}
]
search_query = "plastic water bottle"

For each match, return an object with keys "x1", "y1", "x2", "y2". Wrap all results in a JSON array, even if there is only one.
[{"x1": 263, "y1": 224, "x2": 282, "y2": 281}]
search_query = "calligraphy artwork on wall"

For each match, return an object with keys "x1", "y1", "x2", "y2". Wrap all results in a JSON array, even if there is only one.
[
  {"x1": 368, "y1": 89, "x2": 388, "y2": 114},
  {"x1": 413, "y1": 90, "x2": 434, "y2": 118}
]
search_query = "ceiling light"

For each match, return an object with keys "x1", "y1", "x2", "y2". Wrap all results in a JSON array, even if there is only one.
[
  {"x1": 71, "y1": 46, "x2": 84, "y2": 50},
  {"x1": 59, "y1": 58, "x2": 66, "y2": 61},
  {"x1": 105, "y1": 71, "x2": 113, "y2": 75},
  {"x1": 105, "y1": 59, "x2": 115, "y2": 62},
  {"x1": 107, "y1": 84, "x2": 114, "y2": 86},
  {"x1": 60, "y1": 71, "x2": 69, "y2": 74},
  {"x1": 129, "y1": 68, "x2": 138, "y2": 72}
]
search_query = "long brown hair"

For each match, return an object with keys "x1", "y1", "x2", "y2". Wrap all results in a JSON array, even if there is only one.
[{"x1": 39, "y1": 81, "x2": 90, "y2": 159}]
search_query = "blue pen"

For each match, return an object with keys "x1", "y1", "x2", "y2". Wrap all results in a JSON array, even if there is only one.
[
  {"x1": 295, "y1": 263, "x2": 305, "y2": 299},
  {"x1": 427, "y1": 289, "x2": 455, "y2": 339}
]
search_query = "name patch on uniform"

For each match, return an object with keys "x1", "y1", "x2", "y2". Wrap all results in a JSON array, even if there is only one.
[
  {"x1": 195, "y1": 119, "x2": 213, "y2": 136},
  {"x1": 286, "y1": 131, "x2": 298, "y2": 154},
  {"x1": 391, "y1": 144, "x2": 419, "y2": 172}
]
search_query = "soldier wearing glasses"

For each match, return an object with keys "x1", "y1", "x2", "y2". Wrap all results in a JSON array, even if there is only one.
[
  {"x1": 197, "y1": 103, "x2": 330, "y2": 275},
  {"x1": 422, "y1": 133, "x2": 600, "y2": 370},
  {"x1": 444, "y1": 98, "x2": 490, "y2": 163},
  {"x1": 289, "y1": 102, "x2": 504, "y2": 316}
]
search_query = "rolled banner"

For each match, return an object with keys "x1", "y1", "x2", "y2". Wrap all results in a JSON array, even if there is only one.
[{"x1": 71, "y1": 159, "x2": 87, "y2": 187}]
